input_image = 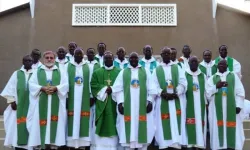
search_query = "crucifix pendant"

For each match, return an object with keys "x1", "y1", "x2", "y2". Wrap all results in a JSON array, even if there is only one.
[{"x1": 105, "y1": 73, "x2": 112, "y2": 86}]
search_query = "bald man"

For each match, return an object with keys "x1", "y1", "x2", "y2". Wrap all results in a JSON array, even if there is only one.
[
  {"x1": 206, "y1": 60, "x2": 245, "y2": 150},
  {"x1": 114, "y1": 47, "x2": 129, "y2": 69},
  {"x1": 215, "y1": 45, "x2": 242, "y2": 79},
  {"x1": 199, "y1": 50, "x2": 217, "y2": 79},
  {"x1": 66, "y1": 48, "x2": 92, "y2": 149},
  {"x1": 66, "y1": 42, "x2": 77, "y2": 61},
  {"x1": 139, "y1": 45, "x2": 159, "y2": 73},
  {"x1": 1, "y1": 55, "x2": 33, "y2": 150},
  {"x1": 183, "y1": 56, "x2": 207, "y2": 149},
  {"x1": 30, "y1": 49, "x2": 42, "y2": 69},
  {"x1": 56, "y1": 46, "x2": 70, "y2": 74},
  {"x1": 112, "y1": 52, "x2": 157, "y2": 150},
  {"x1": 178, "y1": 45, "x2": 192, "y2": 70},
  {"x1": 90, "y1": 51, "x2": 121, "y2": 150},
  {"x1": 152, "y1": 47, "x2": 187, "y2": 149}
]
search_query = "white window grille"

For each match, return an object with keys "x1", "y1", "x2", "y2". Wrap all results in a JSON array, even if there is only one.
[{"x1": 72, "y1": 4, "x2": 177, "y2": 26}]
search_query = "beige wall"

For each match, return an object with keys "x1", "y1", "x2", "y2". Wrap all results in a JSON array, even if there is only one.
[{"x1": 0, "y1": 0, "x2": 250, "y2": 113}]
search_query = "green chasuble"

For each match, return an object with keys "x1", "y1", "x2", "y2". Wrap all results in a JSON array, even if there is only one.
[
  {"x1": 37, "y1": 68, "x2": 61, "y2": 148},
  {"x1": 155, "y1": 64, "x2": 181, "y2": 140},
  {"x1": 215, "y1": 57, "x2": 234, "y2": 71},
  {"x1": 91, "y1": 67, "x2": 121, "y2": 137},
  {"x1": 213, "y1": 73, "x2": 236, "y2": 149},
  {"x1": 185, "y1": 72, "x2": 206, "y2": 145},
  {"x1": 16, "y1": 70, "x2": 32, "y2": 145},
  {"x1": 123, "y1": 67, "x2": 148, "y2": 143},
  {"x1": 67, "y1": 63, "x2": 91, "y2": 137},
  {"x1": 93, "y1": 63, "x2": 101, "y2": 71}
]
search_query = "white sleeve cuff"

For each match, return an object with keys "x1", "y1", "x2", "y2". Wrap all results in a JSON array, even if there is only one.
[
  {"x1": 96, "y1": 86, "x2": 108, "y2": 102},
  {"x1": 177, "y1": 84, "x2": 185, "y2": 96},
  {"x1": 5, "y1": 96, "x2": 15, "y2": 104},
  {"x1": 147, "y1": 95, "x2": 153, "y2": 102},
  {"x1": 157, "y1": 88, "x2": 163, "y2": 96}
]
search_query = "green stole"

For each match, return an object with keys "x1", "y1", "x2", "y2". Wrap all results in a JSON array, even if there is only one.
[
  {"x1": 37, "y1": 68, "x2": 60, "y2": 148},
  {"x1": 67, "y1": 63, "x2": 90, "y2": 137},
  {"x1": 123, "y1": 67, "x2": 147, "y2": 143},
  {"x1": 213, "y1": 73, "x2": 236, "y2": 148},
  {"x1": 215, "y1": 57, "x2": 234, "y2": 71},
  {"x1": 91, "y1": 67, "x2": 120, "y2": 137},
  {"x1": 93, "y1": 63, "x2": 100, "y2": 71},
  {"x1": 156, "y1": 64, "x2": 181, "y2": 140},
  {"x1": 199, "y1": 63, "x2": 217, "y2": 77},
  {"x1": 16, "y1": 70, "x2": 32, "y2": 145},
  {"x1": 185, "y1": 72, "x2": 206, "y2": 145}
]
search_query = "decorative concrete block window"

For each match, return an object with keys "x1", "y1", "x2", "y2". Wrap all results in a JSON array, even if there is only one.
[{"x1": 72, "y1": 4, "x2": 177, "y2": 26}]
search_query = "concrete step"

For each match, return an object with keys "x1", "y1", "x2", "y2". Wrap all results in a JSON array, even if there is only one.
[
  {"x1": 0, "y1": 138, "x2": 13, "y2": 150},
  {"x1": 244, "y1": 120, "x2": 250, "y2": 129},
  {"x1": 245, "y1": 129, "x2": 250, "y2": 139},
  {"x1": 244, "y1": 139, "x2": 250, "y2": 150}
]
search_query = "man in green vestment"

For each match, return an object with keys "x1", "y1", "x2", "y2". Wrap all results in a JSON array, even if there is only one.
[
  {"x1": 27, "y1": 51, "x2": 68, "y2": 150},
  {"x1": 112, "y1": 52, "x2": 157, "y2": 150},
  {"x1": 199, "y1": 50, "x2": 217, "y2": 79},
  {"x1": 184, "y1": 56, "x2": 207, "y2": 150},
  {"x1": 206, "y1": 60, "x2": 245, "y2": 150},
  {"x1": 214, "y1": 45, "x2": 241, "y2": 79},
  {"x1": 90, "y1": 51, "x2": 121, "y2": 150},
  {"x1": 1, "y1": 55, "x2": 33, "y2": 150},
  {"x1": 66, "y1": 48, "x2": 92, "y2": 150},
  {"x1": 152, "y1": 47, "x2": 187, "y2": 150}
]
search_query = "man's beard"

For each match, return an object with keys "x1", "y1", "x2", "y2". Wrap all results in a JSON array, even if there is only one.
[{"x1": 45, "y1": 62, "x2": 54, "y2": 67}]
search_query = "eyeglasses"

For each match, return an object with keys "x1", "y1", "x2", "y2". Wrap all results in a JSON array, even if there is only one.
[{"x1": 45, "y1": 57, "x2": 54, "y2": 60}]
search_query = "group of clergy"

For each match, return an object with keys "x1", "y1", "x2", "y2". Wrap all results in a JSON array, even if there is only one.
[{"x1": 0, "y1": 42, "x2": 247, "y2": 150}]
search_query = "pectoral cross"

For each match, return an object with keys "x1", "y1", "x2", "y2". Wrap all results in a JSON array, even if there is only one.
[
  {"x1": 105, "y1": 73, "x2": 112, "y2": 86},
  {"x1": 105, "y1": 79, "x2": 112, "y2": 86}
]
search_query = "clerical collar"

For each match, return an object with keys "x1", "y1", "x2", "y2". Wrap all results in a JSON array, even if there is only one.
[
  {"x1": 200, "y1": 60, "x2": 215, "y2": 67},
  {"x1": 215, "y1": 71, "x2": 230, "y2": 76},
  {"x1": 219, "y1": 56, "x2": 228, "y2": 60},
  {"x1": 160, "y1": 61, "x2": 173, "y2": 67},
  {"x1": 41, "y1": 64, "x2": 58, "y2": 71},
  {"x1": 186, "y1": 68, "x2": 201, "y2": 76},
  {"x1": 66, "y1": 53, "x2": 73, "y2": 57},
  {"x1": 33, "y1": 61, "x2": 42, "y2": 66},
  {"x1": 128, "y1": 64, "x2": 142, "y2": 69},
  {"x1": 56, "y1": 57, "x2": 67, "y2": 63},
  {"x1": 86, "y1": 59, "x2": 97, "y2": 64},
  {"x1": 115, "y1": 58, "x2": 128, "y2": 64},
  {"x1": 180, "y1": 56, "x2": 190, "y2": 61},
  {"x1": 20, "y1": 66, "x2": 33, "y2": 73},
  {"x1": 95, "y1": 54, "x2": 104, "y2": 59},
  {"x1": 142, "y1": 57, "x2": 156, "y2": 63},
  {"x1": 172, "y1": 60, "x2": 179, "y2": 64},
  {"x1": 104, "y1": 65, "x2": 114, "y2": 70},
  {"x1": 71, "y1": 59, "x2": 86, "y2": 66}
]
